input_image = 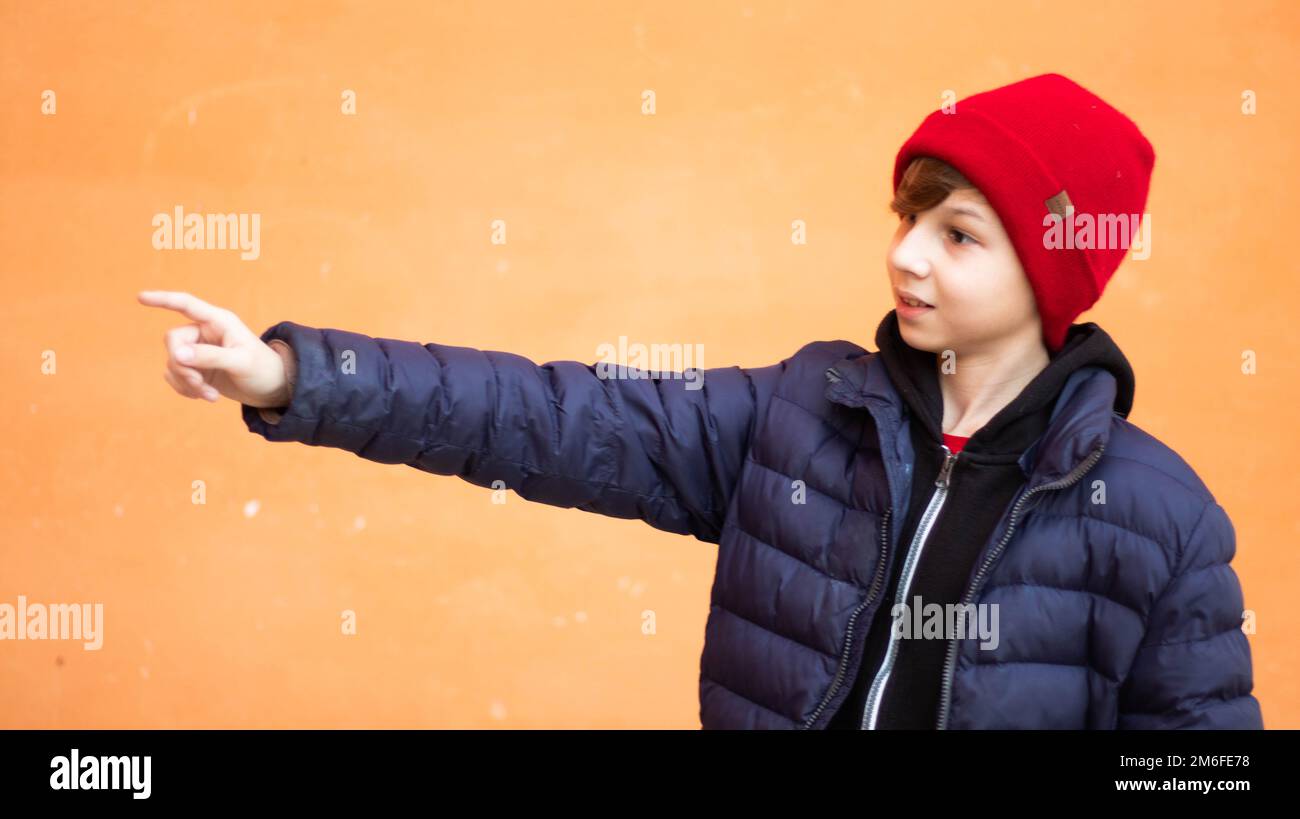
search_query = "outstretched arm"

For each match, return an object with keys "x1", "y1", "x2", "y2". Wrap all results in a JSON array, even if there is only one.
[
  {"x1": 241, "y1": 322, "x2": 786, "y2": 543},
  {"x1": 138, "y1": 290, "x2": 789, "y2": 544}
]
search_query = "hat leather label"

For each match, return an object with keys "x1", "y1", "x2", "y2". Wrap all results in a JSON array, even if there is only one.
[{"x1": 1045, "y1": 189, "x2": 1074, "y2": 219}]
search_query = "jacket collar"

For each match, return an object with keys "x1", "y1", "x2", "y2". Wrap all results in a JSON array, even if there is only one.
[{"x1": 824, "y1": 312, "x2": 1134, "y2": 485}]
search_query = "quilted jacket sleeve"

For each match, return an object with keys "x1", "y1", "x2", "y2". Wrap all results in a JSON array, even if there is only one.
[
  {"x1": 1117, "y1": 501, "x2": 1264, "y2": 729},
  {"x1": 240, "y1": 321, "x2": 788, "y2": 543}
]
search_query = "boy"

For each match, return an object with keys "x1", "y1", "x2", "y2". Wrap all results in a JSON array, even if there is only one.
[{"x1": 140, "y1": 73, "x2": 1263, "y2": 729}]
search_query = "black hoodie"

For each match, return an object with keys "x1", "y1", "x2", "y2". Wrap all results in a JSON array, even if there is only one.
[{"x1": 826, "y1": 310, "x2": 1136, "y2": 729}]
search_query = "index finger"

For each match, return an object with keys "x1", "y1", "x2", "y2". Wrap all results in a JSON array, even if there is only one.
[{"x1": 137, "y1": 290, "x2": 228, "y2": 327}]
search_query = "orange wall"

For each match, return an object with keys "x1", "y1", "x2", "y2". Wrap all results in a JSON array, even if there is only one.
[{"x1": 2, "y1": 0, "x2": 1295, "y2": 728}]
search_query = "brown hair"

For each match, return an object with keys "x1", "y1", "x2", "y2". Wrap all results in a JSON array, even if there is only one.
[{"x1": 889, "y1": 156, "x2": 985, "y2": 217}]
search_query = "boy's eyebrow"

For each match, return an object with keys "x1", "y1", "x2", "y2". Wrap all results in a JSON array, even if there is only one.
[{"x1": 943, "y1": 204, "x2": 988, "y2": 223}]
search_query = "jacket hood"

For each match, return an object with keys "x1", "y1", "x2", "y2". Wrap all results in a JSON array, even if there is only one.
[{"x1": 872, "y1": 309, "x2": 1136, "y2": 459}]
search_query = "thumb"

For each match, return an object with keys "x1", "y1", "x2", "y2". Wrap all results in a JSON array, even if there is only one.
[{"x1": 178, "y1": 342, "x2": 243, "y2": 371}]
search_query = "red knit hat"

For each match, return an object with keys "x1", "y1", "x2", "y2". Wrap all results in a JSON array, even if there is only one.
[{"x1": 892, "y1": 73, "x2": 1156, "y2": 353}]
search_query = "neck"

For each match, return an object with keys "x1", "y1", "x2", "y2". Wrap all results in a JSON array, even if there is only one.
[{"x1": 936, "y1": 326, "x2": 1050, "y2": 438}]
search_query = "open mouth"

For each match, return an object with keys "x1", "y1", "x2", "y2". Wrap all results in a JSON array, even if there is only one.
[{"x1": 895, "y1": 290, "x2": 935, "y2": 309}]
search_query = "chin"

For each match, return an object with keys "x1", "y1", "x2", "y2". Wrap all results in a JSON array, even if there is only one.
[{"x1": 896, "y1": 322, "x2": 945, "y2": 353}]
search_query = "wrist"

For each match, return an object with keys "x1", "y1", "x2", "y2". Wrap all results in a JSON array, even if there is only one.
[{"x1": 265, "y1": 339, "x2": 297, "y2": 409}]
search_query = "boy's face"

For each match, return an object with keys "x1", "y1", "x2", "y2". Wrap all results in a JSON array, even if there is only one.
[{"x1": 886, "y1": 188, "x2": 1042, "y2": 356}]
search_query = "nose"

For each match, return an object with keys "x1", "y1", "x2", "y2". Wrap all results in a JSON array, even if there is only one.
[{"x1": 889, "y1": 222, "x2": 933, "y2": 279}]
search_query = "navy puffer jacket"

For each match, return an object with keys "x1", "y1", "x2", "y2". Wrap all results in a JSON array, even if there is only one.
[{"x1": 242, "y1": 320, "x2": 1264, "y2": 730}]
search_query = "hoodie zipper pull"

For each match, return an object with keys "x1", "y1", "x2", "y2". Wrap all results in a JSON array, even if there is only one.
[{"x1": 935, "y1": 448, "x2": 959, "y2": 488}]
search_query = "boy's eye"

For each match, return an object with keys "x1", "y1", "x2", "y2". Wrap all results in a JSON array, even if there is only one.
[{"x1": 899, "y1": 212, "x2": 976, "y2": 246}]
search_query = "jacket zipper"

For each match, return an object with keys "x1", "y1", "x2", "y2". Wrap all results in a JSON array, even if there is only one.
[
  {"x1": 860, "y1": 445, "x2": 959, "y2": 729},
  {"x1": 799, "y1": 505, "x2": 893, "y2": 728},
  {"x1": 933, "y1": 442, "x2": 1107, "y2": 730}
]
